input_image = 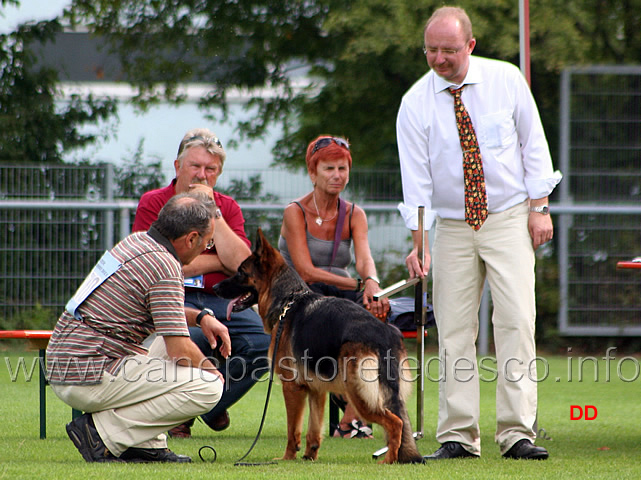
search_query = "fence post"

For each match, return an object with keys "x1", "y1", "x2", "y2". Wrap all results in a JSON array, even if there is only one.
[{"x1": 104, "y1": 163, "x2": 115, "y2": 249}]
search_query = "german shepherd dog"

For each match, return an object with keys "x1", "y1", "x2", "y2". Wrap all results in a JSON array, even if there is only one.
[{"x1": 213, "y1": 229, "x2": 423, "y2": 464}]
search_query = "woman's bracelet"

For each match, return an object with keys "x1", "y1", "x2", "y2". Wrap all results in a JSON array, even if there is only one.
[{"x1": 365, "y1": 275, "x2": 380, "y2": 285}]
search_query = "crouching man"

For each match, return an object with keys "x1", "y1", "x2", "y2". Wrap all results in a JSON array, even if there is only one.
[{"x1": 46, "y1": 193, "x2": 231, "y2": 463}]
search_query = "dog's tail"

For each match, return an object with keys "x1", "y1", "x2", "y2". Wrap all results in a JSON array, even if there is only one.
[{"x1": 380, "y1": 344, "x2": 423, "y2": 464}]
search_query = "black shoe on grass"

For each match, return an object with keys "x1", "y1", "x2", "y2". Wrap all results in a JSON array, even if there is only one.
[
  {"x1": 503, "y1": 439, "x2": 549, "y2": 460},
  {"x1": 120, "y1": 447, "x2": 192, "y2": 463},
  {"x1": 66, "y1": 413, "x2": 122, "y2": 462}
]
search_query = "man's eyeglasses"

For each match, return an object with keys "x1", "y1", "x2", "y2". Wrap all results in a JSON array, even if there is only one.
[
  {"x1": 202, "y1": 234, "x2": 215, "y2": 250},
  {"x1": 311, "y1": 137, "x2": 350, "y2": 155},
  {"x1": 423, "y1": 46, "x2": 462, "y2": 56}
]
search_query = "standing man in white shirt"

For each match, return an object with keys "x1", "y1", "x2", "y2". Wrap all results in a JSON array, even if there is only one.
[{"x1": 397, "y1": 6, "x2": 561, "y2": 461}]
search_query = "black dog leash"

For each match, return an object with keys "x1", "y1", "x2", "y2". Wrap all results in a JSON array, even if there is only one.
[
  {"x1": 198, "y1": 305, "x2": 287, "y2": 465},
  {"x1": 231, "y1": 293, "x2": 305, "y2": 466},
  {"x1": 198, "y1": 444, "x2": 217, "y2": 463}
]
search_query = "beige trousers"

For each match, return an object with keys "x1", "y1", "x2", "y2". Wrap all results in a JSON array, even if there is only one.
[
  {"x1": 431, "y1": 201, "x2": 538, "y2": 455},
  {"x1": 52, "y1": 336, "x2": 223, "y2": 456}
]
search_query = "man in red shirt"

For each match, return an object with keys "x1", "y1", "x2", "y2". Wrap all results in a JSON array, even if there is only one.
[{"x1": 133, "y1": 128, "x2": 270, "y2": 437}]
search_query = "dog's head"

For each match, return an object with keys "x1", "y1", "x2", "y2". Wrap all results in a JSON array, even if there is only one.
[{"x1": 213, "y1": 228, "x2": 286, "y2": 320}]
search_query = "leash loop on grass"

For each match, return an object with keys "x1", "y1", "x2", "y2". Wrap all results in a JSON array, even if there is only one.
[
  {"x1": 233, "y1": 291, "x2": 309, "y2": 467},
  {"x1": 198, "y1": 445, "x2": 217, "y2": 463}
]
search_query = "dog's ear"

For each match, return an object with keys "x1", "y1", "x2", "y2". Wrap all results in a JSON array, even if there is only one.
[
  {"x1": 254, "y1": 227, "x2": 276, "y2": 257},
  {"x1": 253, "y1": 227, "x2": 284, "y2": 272},
  {"x1": 254, "y1": 227, "x2": 266, "y2": 255}
]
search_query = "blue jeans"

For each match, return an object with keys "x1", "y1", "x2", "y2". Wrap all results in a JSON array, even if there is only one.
[{"x1": 184, "y1": 291, "x2": 270, "y2": 428}]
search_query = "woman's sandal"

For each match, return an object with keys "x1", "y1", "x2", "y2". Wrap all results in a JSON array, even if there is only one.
[{"x1": 332, "y1": 419, "x2": 374, "y2": 439}]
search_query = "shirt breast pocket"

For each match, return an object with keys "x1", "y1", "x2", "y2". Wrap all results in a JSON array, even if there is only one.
[{"x1": 479, "y1": 110, "x2": 515, "y2": 150}]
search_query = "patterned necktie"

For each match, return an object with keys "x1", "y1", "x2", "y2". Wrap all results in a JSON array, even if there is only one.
[{"x1": 448, "y1": 86, "x2": 488, "y2": 230}]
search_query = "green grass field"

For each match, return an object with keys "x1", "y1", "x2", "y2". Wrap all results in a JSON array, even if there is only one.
[{"x1": 1, "y1": 346, "x2": 641, "y2": 479}]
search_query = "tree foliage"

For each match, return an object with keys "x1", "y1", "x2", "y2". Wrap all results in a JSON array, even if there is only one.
[
  {"x1": 64, "y1": 0, "x2": 641, "y2": 173},
  {"x1": 217, "y1": 174, "x2": 282, "y2": 246},
  {"x1": 65, "y1": 1, "x2": 339, "y2": 143},
  {"x1": 0, "y1": 16, "x2": 117, "y2": 163}
]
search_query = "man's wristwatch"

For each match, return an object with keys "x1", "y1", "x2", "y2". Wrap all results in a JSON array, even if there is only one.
[
  {"x1": 196, "y1": 308, "x2": 214, "y2": 326},
  {"x1": 529, "y1": 205, "x2": 549, "y2": 215}
]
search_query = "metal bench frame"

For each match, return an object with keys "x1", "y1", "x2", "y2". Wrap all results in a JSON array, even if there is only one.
[{"x1": 0, "y1": 330, "x2": 80, "y2": 439}]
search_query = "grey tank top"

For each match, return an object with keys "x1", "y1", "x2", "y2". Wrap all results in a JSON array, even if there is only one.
[{"x1": 278, "y1": 201, "x2": 354, "y2": 278}]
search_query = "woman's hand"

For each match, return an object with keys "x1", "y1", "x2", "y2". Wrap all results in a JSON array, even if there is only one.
[{"x1": 362, "y1": 278, "x2": 390, "y2": 322}]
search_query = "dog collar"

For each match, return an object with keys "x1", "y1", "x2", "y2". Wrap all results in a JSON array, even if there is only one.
[{"x1": 277, "y1": 290, "x2": 309, "y2": 322}]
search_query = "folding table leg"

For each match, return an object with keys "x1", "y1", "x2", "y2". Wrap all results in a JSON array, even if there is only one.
[{"x1": 39, "y1": 348, "x2": 47, "y2": 439}]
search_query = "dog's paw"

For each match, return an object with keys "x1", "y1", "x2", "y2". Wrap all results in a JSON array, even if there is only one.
[
  {"x1": 302, "y1": 445, "x2": 319, "y2": 461},
  {"x1": 279, "y1": 451, "x2": 298, "y2": 461}
]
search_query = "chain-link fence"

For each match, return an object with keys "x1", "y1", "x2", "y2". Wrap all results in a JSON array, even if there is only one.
[
  {"x1": 0, "y1": 165, "x2": 135, "y2": 326},
  {"x1": 557, "y1": 65, "x2": 641, "y2": 335},
  {"x1": 0, "y1": 164, "x2": 409, "y2": 327},
  {"x1": 2, "y1": 65, "x2": 640, "y2": 334}
]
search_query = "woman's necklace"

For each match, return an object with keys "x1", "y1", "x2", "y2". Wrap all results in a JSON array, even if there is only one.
[{"x1": 312, "y1": 192, "x2": 338, "y2": 226}]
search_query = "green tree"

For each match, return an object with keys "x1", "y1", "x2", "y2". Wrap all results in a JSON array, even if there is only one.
[
  {"x1": 65, "y1": 0, "x2": 340, "y2": 149},
  {"x1": 218, "y1": 174, "x2": 282, "y2": 246},
  {"x1": 112, "y1": 139, "x2": 165, "y2": 199},
  {"x1": 64, "y1": 0, "x2": 641, "y2": 177},
  {"x1": 0, "y1": 11, "x2": 117, "y2": 163}
]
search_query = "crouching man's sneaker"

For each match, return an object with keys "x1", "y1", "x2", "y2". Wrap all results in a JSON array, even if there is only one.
[
  {"x1": 120, "y1": 447, "x2": 192, "y2": 463},
  {"x1": 65, "y1": 413, "x2": 122, "y2": 463},
  {"x1": 502, "y1": 439, "x2": 549, "y2": 460}
]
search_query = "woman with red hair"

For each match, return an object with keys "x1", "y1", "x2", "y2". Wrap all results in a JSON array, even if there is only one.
[{"x1": 279, "y1": 135, "x2": 390, "y2": 438}]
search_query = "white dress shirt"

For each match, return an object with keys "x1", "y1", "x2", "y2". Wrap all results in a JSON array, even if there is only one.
[{"x1": 397, "y1": 55, "x2": 562, "y2": 230}]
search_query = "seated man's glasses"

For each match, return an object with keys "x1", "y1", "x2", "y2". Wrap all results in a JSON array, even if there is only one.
[
  {"x1": 202, "y1": 234, "x2": 215, "y2": 250},
  {"x1": 186, "y1": 135, "x2": 223, "y2": 149}
]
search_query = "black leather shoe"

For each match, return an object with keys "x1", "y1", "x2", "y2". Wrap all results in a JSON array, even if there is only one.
[
  {"x1": 66, "y1": 413, "x2": 122, "y2": 462},
  {"x1": 120, "y1": 447, "x2": 192, "y2": 463},
  {"x1": 423, "y1": 441, "x2": 479, "y2": 460},
  {"x1": 503, "y1": 439, "x2": 549, "y2": 460}
]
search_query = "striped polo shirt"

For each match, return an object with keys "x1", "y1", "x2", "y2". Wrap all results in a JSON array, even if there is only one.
[{"x1": 46, "y1": 230, "x2": 189, "y2": 385}]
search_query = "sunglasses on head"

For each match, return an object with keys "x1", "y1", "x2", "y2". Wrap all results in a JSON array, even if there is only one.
[
  {"x1": 311, "y1": 137, "x2": 350, "y2": 155},
  {"x1": 178, "y1": 135, "x2": 224, "y2": 157},
  {"x1": 186, "y1": 135, "x2": 223, "y2": 149}
]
